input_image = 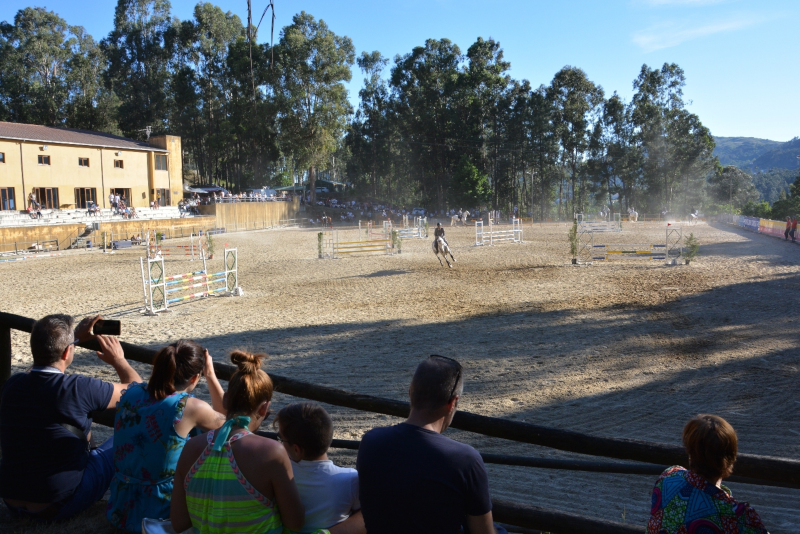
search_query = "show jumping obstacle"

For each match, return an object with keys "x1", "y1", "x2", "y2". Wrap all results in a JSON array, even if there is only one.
[
  {"x1": 475, "y1": 218, "x2": 523, "y2": 246},
  {"x1": 358, "y1": 220, "x2": 388, "y2": 240},
  {"x1": 395, "y1": 226, "x2": 424, "y2": 239},
  {"x1": 325, "y1": 231, "x2": 392, "y2": 259},
  {"x1": 140, "y1": 248, "x2": 241, "y2": 315},
  {"x1": 576, "y1": 227, "x2": 683, "y2": 264},
  {"x1": 146, "y1": 230, "x2": 209, "y2": 261},
  {"x1": 577, "y1": 213, "x2": 621, "y2": 233}
]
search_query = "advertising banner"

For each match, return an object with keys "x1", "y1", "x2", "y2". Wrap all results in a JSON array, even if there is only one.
[
  {"x1": 741, "y1": 217, "x2": 760, "y2": 232},
  {"x1": 759, "y1": 218, "x2": 785, "y2": 238}
]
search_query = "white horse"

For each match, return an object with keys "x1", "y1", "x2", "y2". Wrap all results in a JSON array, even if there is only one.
[
  {"x1": 450, "y1": 210, "x2": 470, "y2": 226},
  {"x1": 433, "y1": 236, "x2": 456, "y2": 268},
  {"x1": 627, "y1": 207, "x2": 638, "y2": 223}
]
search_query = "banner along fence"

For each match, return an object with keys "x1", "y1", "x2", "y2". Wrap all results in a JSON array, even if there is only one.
[
  {"x1": 0, "y1": 312, "x2": 798, "y2": 533},
  {"x1": 718, "y1": 214, "x2": 796, "y2": 241}
]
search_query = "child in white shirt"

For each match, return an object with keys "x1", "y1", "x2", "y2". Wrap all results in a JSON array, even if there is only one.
[{"x1": 275, "y1": 403, "x2": 364, "y2": 534}]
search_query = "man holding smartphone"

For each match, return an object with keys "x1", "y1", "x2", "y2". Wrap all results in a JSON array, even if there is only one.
[{"x1": 0, "y1": 314, "x2": 141, "y2": 521}]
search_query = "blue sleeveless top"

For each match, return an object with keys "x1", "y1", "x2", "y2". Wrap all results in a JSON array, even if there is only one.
[{"x1": 106, "y1": 382, "x2": 192, "y2": 532}]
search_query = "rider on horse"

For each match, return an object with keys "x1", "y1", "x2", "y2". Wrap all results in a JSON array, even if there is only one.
[{"x1": 433, "y1": 222, "x2": 448, "y2": 253}]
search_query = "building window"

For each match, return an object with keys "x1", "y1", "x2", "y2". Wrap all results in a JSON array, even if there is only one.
[
  {"x1": 79, "y1": 157, "x2": 90, "y2": 167},
  {"x1": 0, "y1": 152, "x2": 5, "y2": 163},
  {"x1": 114, "y1": 159, "x2": 124, "y2": 169},
  {"x1": 155, "y1": 154, "x2": 168, "y2": 171},
  {"x1": 38, "y1": 155, "x2": 51, "y2": 165},
  {"x1": 0, "y1": 187, "x2": 15, "y2": 210},
  {"x1": 32, "y1": 187, "x2": 59, "y2": 209},
  {"x1": 74, "y1": 188, "x2": 97, "y2": 209}
]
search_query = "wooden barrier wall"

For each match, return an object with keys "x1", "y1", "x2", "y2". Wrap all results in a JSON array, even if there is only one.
[{"x1": 197, "y1": 198, "x2": 301, "y2": 230}]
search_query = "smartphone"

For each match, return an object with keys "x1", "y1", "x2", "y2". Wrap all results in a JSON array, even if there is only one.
[{"x1": 93, "y1": 320, "x2": 121, "y2": 336}]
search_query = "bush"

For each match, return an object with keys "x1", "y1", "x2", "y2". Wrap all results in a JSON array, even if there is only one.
[
  {"x1": 568, "y1": 219, "x2": 578, "y2": 258},
  {"x1": 684, "y1": 233, "x2": 699, "y2": 261}
]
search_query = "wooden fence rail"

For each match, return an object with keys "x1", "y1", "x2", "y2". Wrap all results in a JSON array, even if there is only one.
[{"x1": 0, "y1": 312, "x2": 798, "y2": 488}]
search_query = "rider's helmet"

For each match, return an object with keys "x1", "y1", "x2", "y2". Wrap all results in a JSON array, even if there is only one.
[{"x1": 436, "y1": 222, "x2": 441, "y2": 227}]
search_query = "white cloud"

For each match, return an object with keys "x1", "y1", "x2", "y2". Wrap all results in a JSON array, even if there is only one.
[{"x1": 632, "y1": 17, "x2": 757, "y2": 52}]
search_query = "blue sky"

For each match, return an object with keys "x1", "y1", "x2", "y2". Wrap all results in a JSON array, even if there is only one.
[{"x1": 3, "y1": 0, "x2": 799, "y2": 141}]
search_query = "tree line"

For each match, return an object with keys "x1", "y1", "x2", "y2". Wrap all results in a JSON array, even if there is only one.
[{"x1": 1, "y1": 2, "x2": 786, "y2": 216}]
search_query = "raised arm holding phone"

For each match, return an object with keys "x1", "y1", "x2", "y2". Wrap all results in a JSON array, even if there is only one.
[{"x1": 0, "y1": 314, "x2": 141, "y2": 522}]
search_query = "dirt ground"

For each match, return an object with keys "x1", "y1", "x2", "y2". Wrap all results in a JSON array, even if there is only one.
[{"x1": 1, "y1": 219, "x2": 798, "y2": 533}]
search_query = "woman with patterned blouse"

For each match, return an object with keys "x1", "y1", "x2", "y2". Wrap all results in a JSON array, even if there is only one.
[
  {"x1": 647, "y1": 414, "x2": 768, "y2": 534},
  {"x1": 106, "y1": 340, "x2": 226, "y2": 532}
]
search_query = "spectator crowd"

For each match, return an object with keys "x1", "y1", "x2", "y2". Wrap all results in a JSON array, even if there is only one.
[{"x1": 0, "y1": 315, "x2": 770, "y2": 534}]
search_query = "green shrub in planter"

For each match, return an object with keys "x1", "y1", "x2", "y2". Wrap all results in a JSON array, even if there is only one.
[{"x1": 684, "y1": 233, "x2": 699, "y2": 264}]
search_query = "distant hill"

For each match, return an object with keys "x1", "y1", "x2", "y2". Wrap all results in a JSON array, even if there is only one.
[
  {"x1": 714, "y1": 136, "x2": 800, "y2": 171},
  {"x1": 713, "y1": 137, "x2": 800, "y2": 203}
]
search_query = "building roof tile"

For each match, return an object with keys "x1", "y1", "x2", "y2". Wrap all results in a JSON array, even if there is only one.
[{"x1": 0, "y1": 122, "x2": 168, "y2": 152}]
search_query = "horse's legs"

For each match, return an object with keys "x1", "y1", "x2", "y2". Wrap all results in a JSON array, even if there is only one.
[{"x1": 436, "y1": 252, "x2": 444, "y2": 267}]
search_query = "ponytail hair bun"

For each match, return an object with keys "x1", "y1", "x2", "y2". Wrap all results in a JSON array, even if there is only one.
[
  {"x1": 226, "y1": 350, "x2": 273, "y2": 418},
  {"x1": 230, "y1": 350, "x2": 263, "y2": 375}
]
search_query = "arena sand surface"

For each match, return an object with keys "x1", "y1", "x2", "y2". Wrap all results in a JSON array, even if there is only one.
[{"x1": 1, "y1": 220, "x2": 799, "y2": 533}]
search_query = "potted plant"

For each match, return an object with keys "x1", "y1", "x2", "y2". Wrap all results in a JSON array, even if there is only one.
[
  {"x1": 568, "y1": 219, "x2": 578, "y2": 264},
  {"x1": 684, "y1": 233, "x2": 699, "y2": 264}
]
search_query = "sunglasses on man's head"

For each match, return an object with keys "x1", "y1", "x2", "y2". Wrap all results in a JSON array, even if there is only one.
[{"x1": 429, "y1": 355, "x2": 462, "y2": 400}]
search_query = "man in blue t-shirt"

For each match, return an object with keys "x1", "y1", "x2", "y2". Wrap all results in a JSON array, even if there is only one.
[
  {"x1": 357, "y1": 355, "x2": 497, "y2": 534},
  {"x1": 0, "y1": 314, "x2": 141, "y2": 521}
]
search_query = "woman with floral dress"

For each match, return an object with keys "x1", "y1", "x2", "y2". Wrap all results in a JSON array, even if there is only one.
[{"x1": 106, "y1": 340, "x2": 226, "y2": 532}]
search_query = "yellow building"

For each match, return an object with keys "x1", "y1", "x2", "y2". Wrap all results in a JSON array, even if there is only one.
[{"x1": 0, "y1": 122, "x2": 182, "y2": 211}]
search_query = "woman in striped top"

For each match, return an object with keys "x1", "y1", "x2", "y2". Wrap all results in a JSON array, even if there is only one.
[{"x1": 170, "y1": 351, "x2": 305, "y2": 534}]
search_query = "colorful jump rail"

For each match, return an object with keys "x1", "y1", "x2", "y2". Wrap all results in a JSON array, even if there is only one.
[
  {"x1": 326, "y1": 231, "x2": 392, "y2": 259},
  {"x1": 140, "y1": 247, "x2": 241, "y2": 315},
  {"x1": 475, "y1": 218, "x2": 523, "y2": 246},
  {"x1": 592, "y1": 243, "x2": 666, "y2": 260}
]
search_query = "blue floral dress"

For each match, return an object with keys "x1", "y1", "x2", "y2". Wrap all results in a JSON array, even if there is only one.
[{"x1": 106, "y1": 383, "x2": 192, "y2": 532}]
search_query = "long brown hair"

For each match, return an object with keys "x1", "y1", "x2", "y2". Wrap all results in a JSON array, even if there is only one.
[
  {"x1": 149, "y1": 340, "x2": 205, "y2": 401},
  {"x1": 226, "y1": 350, "x2": 274, "y2": 417}
]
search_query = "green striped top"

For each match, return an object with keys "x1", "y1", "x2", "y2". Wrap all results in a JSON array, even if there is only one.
[{"x1": 184, "y1": 429, "x2": 284, "y2": 534}]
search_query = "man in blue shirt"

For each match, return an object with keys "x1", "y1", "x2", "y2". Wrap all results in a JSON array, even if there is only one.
[
  {"x1": 0, "y1": 314, "x2": 141, "y2": 521},
  {"x1": 357, "y1": 355, "x2": 497, "y2": 534}
]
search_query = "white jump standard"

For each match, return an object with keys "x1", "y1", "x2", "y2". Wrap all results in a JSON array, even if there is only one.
[{"x1": 475, "y1": 218, "x2": 523, "y2": 246}]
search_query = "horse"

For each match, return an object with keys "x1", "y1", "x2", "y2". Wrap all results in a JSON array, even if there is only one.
[
  {"x1": 433, "y1": 236, "x2": 456, "y2": 268},
  {"x1": 450, "y1": 210, "x2": 470, "y2": 226},
  {"x1": 627, "y1": 207, "x2": 638, "y2": 223}
]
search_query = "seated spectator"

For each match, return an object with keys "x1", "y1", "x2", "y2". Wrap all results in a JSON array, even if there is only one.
[
  {"x1": 0, "y1": 315, "x2": 141, "y2": 522},
  {"x1": 275, "y1": 403, "x2": 364, "y2": 534},
  {"x1": 647, "y1": 414, "x2": 768, "y2": 534},
  {"x1": 357, "y1": 355, "x2": 497, "y2": 534},
  {"x1": 170, "y1": 351, "x2": 305, "y2": 534},
  {"x1": 106, "y1": 341, "x2": 226, "y2": 532}
]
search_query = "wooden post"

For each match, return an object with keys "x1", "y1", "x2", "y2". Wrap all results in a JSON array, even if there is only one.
[{"x1": 0, "y1": 326, "x2": 11, "y2": 391}]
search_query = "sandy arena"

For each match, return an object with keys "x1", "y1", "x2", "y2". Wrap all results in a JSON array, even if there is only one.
[{"x1": 1, "y1": 220, "x2": 799, "y2": 532}]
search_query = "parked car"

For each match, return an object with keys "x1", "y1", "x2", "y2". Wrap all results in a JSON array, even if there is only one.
[{"x1": 411, "y1": 207, "x2": 425, "y2": 216}]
